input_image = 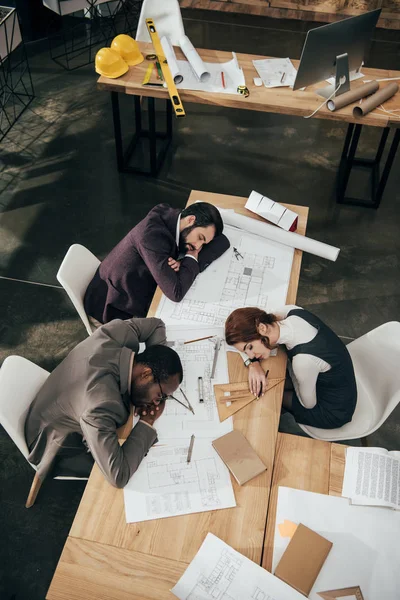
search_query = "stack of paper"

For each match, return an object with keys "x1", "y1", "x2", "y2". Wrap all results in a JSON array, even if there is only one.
[
  {"x1": 253, "y1": 57, "x2": 297, "y2": 88},
  {"x1": 342, "y1": 446, "x2": 400, "y2": 510}
]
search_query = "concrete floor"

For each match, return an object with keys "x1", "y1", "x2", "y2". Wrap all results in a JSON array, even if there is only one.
[{"x1": 0, "y1": 8, "x2": 399, "y2": 600}]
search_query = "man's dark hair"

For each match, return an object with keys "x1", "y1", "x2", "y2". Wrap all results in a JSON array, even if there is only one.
[
  {"x1": 135, "y1": 345, "x2": 183, "y2": 384},
  {"x1": 181, "y1": 202, "x2": 224, "y2": 237}
]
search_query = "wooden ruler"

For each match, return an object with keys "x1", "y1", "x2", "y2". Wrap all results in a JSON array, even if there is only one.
[
  {"x1": 145, "y1": 18, "x2": 185, "y2": 118},
  {"x1": 214, "y1": 378, "x2": 285, "y2": 422}
]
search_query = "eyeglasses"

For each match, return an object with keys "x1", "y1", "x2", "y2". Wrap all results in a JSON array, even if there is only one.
[{"x1": 157, "y1": 382, "x2": 195, "y2": 415}]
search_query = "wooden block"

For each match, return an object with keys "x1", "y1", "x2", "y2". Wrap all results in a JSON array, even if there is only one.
[{"x1": 215, "y1": 378, "x2": 284, "y2": 421}]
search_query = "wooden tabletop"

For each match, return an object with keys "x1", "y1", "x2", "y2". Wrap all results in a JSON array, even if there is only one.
[
  {"x1": 46, "y1": 192, "x2": 309, "y2": 599},
  {"x1": 47, "y1": 434, "x2": 346, "y2": 599},
  {"x1": 98, "y1": 42, "x2": 400, "y2": 128}
]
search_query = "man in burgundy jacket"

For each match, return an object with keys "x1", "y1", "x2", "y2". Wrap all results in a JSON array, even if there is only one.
[{"x1": 84, "y1": 202, "x2": 230, "y2": 324}]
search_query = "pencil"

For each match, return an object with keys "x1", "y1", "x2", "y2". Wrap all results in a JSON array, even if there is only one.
[
  {"x1": 221, "y1": 71, "x2": 226, "y2": 89},
  {"x1": 256, "y1": 369, "x2": 270, "y2": 400},
  {"x1": 184, "y1": 335, "x2": 214, "y2": 345},
  {"x1": 187, "y1": 434, "x2": 195, "y2": 463}
]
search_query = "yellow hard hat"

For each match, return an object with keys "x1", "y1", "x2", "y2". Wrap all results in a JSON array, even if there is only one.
[
  {"x1": 111, "y1": 34, "x2": 144, "y2": 67},
  {"x1": 95, "y1": 47, "x2": 128, "y2": 79}
]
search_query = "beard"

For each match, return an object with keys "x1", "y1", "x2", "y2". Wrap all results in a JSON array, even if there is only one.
[
  {"x1": 130, "y1": 379, "x2": 153, "y2": 407},
  {"x1": 179, "y1": 224, "x2": 197, "y2": 253}
]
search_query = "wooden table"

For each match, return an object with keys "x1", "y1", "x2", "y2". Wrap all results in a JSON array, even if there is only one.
[
  {"x1": 98, "y1": 42, "x2": 400, "y2": 207},
  {"x1": 46, "y1": 432, "x2": 347, "y2": 599},
  {"x1": 46, "y1": 190, "x2": 308, "y2": 599}
]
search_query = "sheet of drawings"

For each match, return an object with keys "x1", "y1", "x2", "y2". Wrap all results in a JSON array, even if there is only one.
[
  {"x1": 171, "y1": 533, "x2": 305, "y2": 600},
  {"x1": 156, "y1": 326, "x2": 233, "y2": 440},
  {"x1": 124, "y1": 441, "x2": 236, "y2": 523},
  {"x1": 156, "y1": 225, "x2": 294, "y2": 327},
  {"x1": 273, "y1": 487, "x2": 400, "y2": 600}
]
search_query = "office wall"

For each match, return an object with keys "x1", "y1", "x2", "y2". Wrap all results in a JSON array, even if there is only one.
[{"x1": 179, "y1": 1, "x2": 400, "y2": 30}]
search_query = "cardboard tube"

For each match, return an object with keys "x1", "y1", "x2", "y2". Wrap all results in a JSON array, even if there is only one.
[
  {"x1": 353, "y1": 82, "x2": 399, "y2": 117},
  {"x1": 327, "y1": 81, "x2": 379, "y2": 112},
  {"x1": 217, "y1": 208, "x2": 340, "y2": 262}
]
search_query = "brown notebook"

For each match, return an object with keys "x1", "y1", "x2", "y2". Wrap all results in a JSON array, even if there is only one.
[
  {"x1": 274, "y1": 523, "x2": 333, "y2": 596},
  {"x1": 212, "y1": 430, "x2": 267, "y2": 485}
]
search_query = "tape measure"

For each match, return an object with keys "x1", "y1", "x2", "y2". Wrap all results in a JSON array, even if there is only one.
[
  {"x1": 237, "y1": 85, "x2": 250, "y2": 97},
  {"x1": 145, "y1": 18, "x2": 185, "y2": 118}
]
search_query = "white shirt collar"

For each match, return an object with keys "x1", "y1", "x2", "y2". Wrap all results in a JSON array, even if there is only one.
[
  {"x1": 176, "y1": 214, "x2": 181, "y2": 247},
  {"x1": 276, "y1": 319, "x2": 293, "y2": 348}
]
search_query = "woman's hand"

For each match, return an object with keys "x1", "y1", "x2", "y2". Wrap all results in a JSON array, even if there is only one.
[{"x1": 248, "y1": 361, "x2": 268, "y2": 397}]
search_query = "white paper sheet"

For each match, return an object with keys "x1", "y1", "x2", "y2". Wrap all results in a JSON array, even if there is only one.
[
  {"x1": 124, "y1": 440, "x2": 236, "y2": 523},
  {"x1": 220, "y1": 208, "x2": 340, "y2": 262},
  {"x1": 161, "y1": 35, "x2": 183, "y2": 84},
  {"x1": 156, "y1": 325, "x2": 233, "y2": 439},
  {"x1": 253, "y1": 57, "x2": 297, "y2": 88},
  {"x1": 172, "y1": 532, "x2": 305, "y2": 600},
  {"x1": 179, "y1": 35, "x2": 210, "y2": 83},
  {"x1": 273, "y1": 487, "x2": 400, "y2": 600},
  {"x1": 342, "y1": 446, "x2": 400, "y2": 509},
  {"x1": 176, "y1": 56, "x2": 245, "y2": 94},
  {"x1": 156, "y1": 225, "x2": 294, "y2": 327}
]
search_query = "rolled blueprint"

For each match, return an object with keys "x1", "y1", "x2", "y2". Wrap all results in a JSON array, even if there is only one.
[
  {"x1": 179, "y1": 35, "x2": 210, "y2": 83},
  {"x1": 161, "y1": 36, "x2": 183, "y2": 84},
  {"x1": 327, "y1": 81, "x2": 379, "y2": 112},
  {"x1": 353, "y1": 82, "x2": 399, "y2": 117},
  {"x1": 218, "y1": 208, "x2": 340, "y2": 262}
]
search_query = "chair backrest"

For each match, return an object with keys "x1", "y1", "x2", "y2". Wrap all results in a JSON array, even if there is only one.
[
  {"x1": 347, "y1": 321, "x2": 400, "y2": 432},
  {"x1": 136, "y1": 0, "x2": 185, "y2": 46},
  {"x1": 0, "y1": 356, "x2": 49, "y2": 460},
  {"x1": 57, "y1": 244, "x2": 100, "y2": 336}
]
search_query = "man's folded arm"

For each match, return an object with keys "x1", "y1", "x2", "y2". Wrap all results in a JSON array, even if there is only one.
[
  {"x1": 198, "y1": 234, "x2": 230, "y2": 272},
  {"x1": 138, "y1": 237, "x2": 199, "y2": 302},
  {"x1": 81, "y1": 410, "x2": 157, "y2": 489}
]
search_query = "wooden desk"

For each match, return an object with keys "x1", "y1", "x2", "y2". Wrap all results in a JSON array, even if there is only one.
[
  {"x1": 262, "y1": 433, "x2": 346, "y2": 572},
  {"x1": 46, "y1": 191, "x2": 308, "y2": 599},
  {"x1": 99, "y1": 42, "x2": 400, "y2": 207},
  {"x1": 46, "y1": 434, "x2": 346, "y2": 600}
]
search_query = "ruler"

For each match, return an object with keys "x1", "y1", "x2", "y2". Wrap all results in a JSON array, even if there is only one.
[{"x1": 145, "y1": 18, "x2": 185, "y2": 118}]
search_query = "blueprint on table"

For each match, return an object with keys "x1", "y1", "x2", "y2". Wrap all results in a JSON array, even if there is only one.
[
  {"x1": 124, "y1": 440, "x2": 236, "y2": 523},
  {"x1": 172, "y1": 532, "x2": 305, "y2": 600},
  {"x1": 156, "y1": 225, "x2": 294, "y2": 327}
]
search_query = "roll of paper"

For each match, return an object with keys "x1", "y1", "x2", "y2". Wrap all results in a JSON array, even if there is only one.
[
  {"x1": 161, "y1": 36, "x2": 183, "y2": 84},
  {"x1": 218, "y1": 208, "x2": 340, "y2": 262},
  {"x1": 179, "y1": 35, "x2": 210, "y2": 83},
  {"x1": 353, "y1": 82, "x2": 399, "y2": 117},
  {"x1": 327, "y1": 81, "x2": 379, "y2": 112}
]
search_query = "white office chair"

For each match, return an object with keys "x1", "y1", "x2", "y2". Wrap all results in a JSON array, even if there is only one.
[
  {"x1": 298, "y1": 322, "x2": 400, "y2": 442},
  {"x1": 0, "y1": 356, "x2": 88, "y2": 508},
  {"x1": 57, "y1": 244, "x2": 100, "y2": 336},
  {"x1": 136, "y1": 0, "x2": 185, "y2": 46}
]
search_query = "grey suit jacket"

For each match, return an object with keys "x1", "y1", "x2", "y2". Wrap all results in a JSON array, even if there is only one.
[{"x1": 25, "y1": 318, "x2": 166, "y2": 488}]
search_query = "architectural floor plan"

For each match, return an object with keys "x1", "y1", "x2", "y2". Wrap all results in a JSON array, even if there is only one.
[
  {"x1": 172, "y1": 533, "x2": 305, "y2": 600},
  {"x1": 156, "y1": 225, "x2": 294, "y2": 327},
  {"x1": 124, "y1": 441, "x2": 236, "y2": 523}
]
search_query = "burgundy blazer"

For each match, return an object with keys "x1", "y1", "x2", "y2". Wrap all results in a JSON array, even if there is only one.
[{"x1": 84, "y1": 204, "x2": 230, "y2": 323}]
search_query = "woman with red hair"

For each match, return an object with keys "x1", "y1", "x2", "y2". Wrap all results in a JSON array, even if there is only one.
[{"x1": 224, "y1": 305, "x2": 357, "y2": 429}]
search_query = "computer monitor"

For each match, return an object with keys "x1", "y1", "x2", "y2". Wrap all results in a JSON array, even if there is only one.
[{"x1": 293, "y1": 9, "x2": 381, "y2": 98}]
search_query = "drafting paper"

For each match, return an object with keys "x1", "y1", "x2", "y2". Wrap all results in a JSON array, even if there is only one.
[
  {"x1": 161, "y1": 36, "x2": 183, "y2": 83},
  {"x1": 124, "y1": 440, "x2": 236, "y2": 523},
  {"x1": 156, "y1": 225, "x2": 294, "y2": 326},
  {"x1": 156, "y1": 325, "x2": 233, "y2": 439},
  {"x1": 176, "y1": 56, "x2": 245, "y2": 94},
  {"x1": 219, "y1": 208, "x2": 340, "y2": 262},
  {"x1": 273, "y1": 487, "x2": 400, "y2": 600},
  {"x1": 253, "y1": 57, "x2": 297, "y2": 88},
  {"x1": 172, "y1": 532, "x2": 305, "y2": 600},
  {"x1": 342, "y1": 446, "x2": 400, "y2": 510},
  {"x1": 179, "y1": 35, "x2": 210, "y2": 83}
]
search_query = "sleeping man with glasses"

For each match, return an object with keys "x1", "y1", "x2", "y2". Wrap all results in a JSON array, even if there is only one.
[{"x1": 25, "y1": 317, "x2": 186, "y2": 489}]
